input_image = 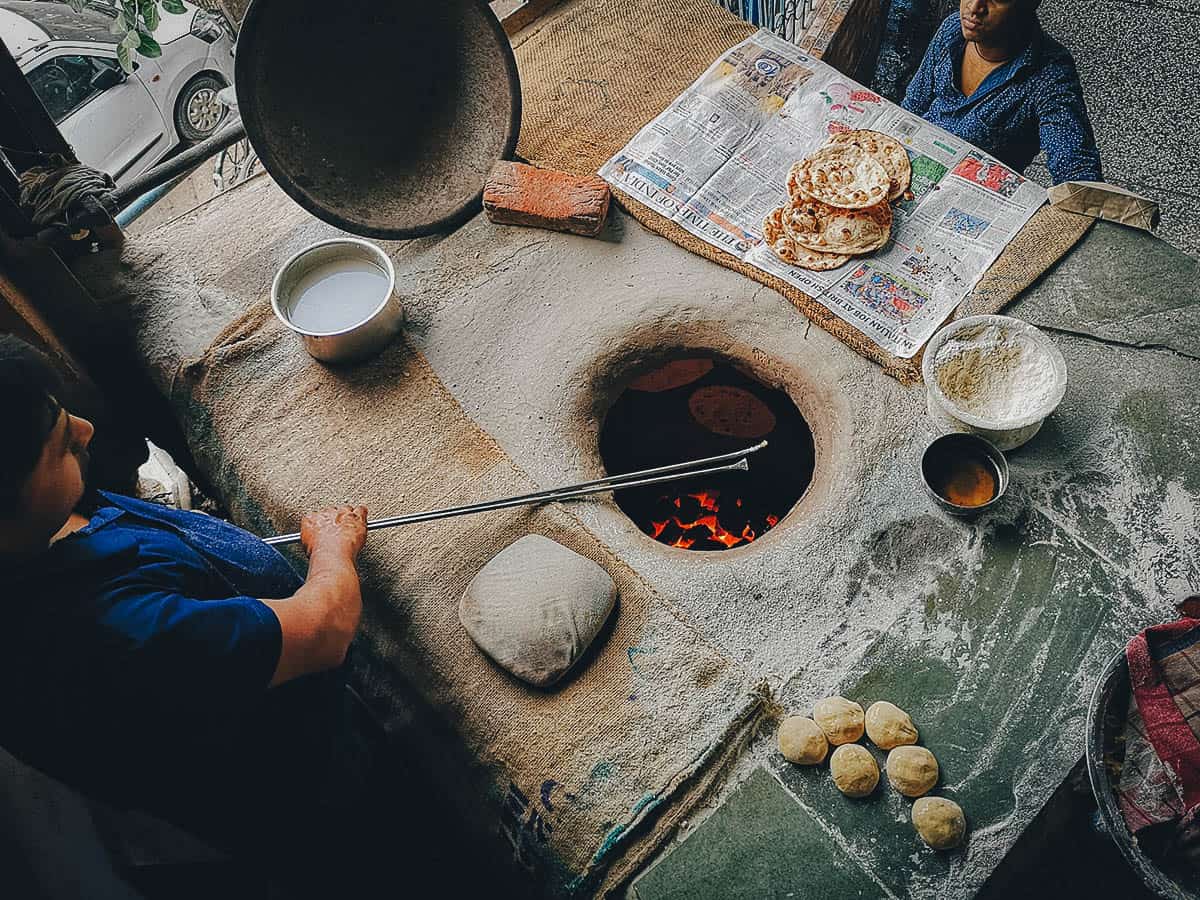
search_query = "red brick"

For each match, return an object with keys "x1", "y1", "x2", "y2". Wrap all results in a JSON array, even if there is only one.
[{"x1": 483, "y1": 161, "x2": 611, "y2": 237}]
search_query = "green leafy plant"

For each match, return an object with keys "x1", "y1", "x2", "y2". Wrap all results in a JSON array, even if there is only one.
[{"x1": 65, "y1": 1, "x2": 189, "y2": 72}]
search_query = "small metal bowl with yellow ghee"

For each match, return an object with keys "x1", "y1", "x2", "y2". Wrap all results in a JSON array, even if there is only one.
[{"x1": 920, "y1": 432, "x2": 1009, "y2": 517}]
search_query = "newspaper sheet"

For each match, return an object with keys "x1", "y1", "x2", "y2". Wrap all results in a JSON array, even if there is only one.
[{"x1": 598, "y1": 30, "x2": 1046, "y2": 359}]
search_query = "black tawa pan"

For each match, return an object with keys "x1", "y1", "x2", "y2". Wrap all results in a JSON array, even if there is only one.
[{"x1": 234, "y1": 0, "x2": 521, "y2": 239}]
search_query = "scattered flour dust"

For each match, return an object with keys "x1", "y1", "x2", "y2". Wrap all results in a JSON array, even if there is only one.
[{"x1": 933, "y1": 324, "x2": 1057, "y2": 423}]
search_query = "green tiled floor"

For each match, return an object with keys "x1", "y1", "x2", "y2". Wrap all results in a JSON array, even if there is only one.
[
  {"x1": 631, "y1": 768, "x2": 883, "y2": 900},
  {"x1": 631, "y1": 763, "x2": 1162, "y2": 900}
]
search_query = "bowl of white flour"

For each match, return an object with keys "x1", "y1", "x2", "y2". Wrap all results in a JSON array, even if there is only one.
[{"x1": 922, "y1": 315, "x2": 1067, "y2": 450}]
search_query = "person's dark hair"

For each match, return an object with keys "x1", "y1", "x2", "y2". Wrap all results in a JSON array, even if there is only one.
[{"x1": 0, "y1": 335, "x2": 64, "y2": 514}]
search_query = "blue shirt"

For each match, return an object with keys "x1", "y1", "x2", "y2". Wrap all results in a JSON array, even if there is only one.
[
  {"x1": 901, "y1": 13, "x2": 1102, "y2": 183},
  {"x1": 0, "y1": 492, "x2": 341, "y2": 840}
]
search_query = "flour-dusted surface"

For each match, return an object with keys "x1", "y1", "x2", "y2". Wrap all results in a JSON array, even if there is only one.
[
  {"x1": 378, "y1": 212, "x2": 1193, "y2": 898},
  {"x1": 933, "y1": 323, "x2": 1059, "y2": 423},
  {"x1": 388, "y1": 215, "x2": 1195, "y2": 898},
  {"x1": 77, "y1": 163, "x2": 1200, "y2": 899}
]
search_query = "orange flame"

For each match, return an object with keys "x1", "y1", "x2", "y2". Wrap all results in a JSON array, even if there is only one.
[
  {"x1": 646, "y1": 487, "x2": 779, "y2": 550},
  {"x1": 668, "y1": 513, "x2": 742, "y2": 548}
]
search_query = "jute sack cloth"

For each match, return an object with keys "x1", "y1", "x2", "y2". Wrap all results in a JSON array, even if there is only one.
[
  {"x1": 511, "y1": 0, "x2": 1094, "y2": 383},
  {"x1": 173, "y1": 306, "x2": 763, "y2": 896}
]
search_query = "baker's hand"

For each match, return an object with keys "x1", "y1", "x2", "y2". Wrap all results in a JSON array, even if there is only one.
[{"x1": 300, "y1": 505, "x2": 368, "y2": 560}]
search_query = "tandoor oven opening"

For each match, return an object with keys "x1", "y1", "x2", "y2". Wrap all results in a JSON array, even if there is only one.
[{"x1": 599, "y1": 355, "x2": 814, "y2": 552}]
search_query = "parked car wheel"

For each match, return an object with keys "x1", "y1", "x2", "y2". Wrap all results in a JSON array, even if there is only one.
[{"x1": 175, "y1": 73, "x2": 227, "y2": 143}]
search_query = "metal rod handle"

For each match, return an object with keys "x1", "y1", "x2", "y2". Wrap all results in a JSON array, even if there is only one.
[
  {"x1": 263, "y1": 454, "x2": 756, "y2": 547},
  {"x1": 500, "y1": 438, "x2": 767, "y2": 501},
  {"x1": 112, "y1": 121, "x2": 248, "y2": 210}
]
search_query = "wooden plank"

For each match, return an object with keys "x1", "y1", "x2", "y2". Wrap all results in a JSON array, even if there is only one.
[
  {"x1": 501, "y1": 0, "x2": 564, "y2": 36},
  {"x1": 819, "y1": 0, "x2": 884, "y2": 82},
  {"x1": 0, "y1": 172, "x2": 32, "y2": 237},
  {"x1": 0, "y1": 42, "x2": 74, "y2": 161},
  {"x1": 0, "y1": 264, "x2": 87, "y2": 381}
]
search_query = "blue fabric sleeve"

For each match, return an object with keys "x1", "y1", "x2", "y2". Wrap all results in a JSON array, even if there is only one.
[
  {"x1": 1035, "y1": 58, "x2": 1103, "y2": 183},
  {"x1": 900, "y1": 38, "x2": 936, "y2": 115},
  {"x1": 902, "y1": 13, "x2": 958, "y2": 115},
  {"x1": 93, "y1": 576, "x2": 283, "y2": 719}
]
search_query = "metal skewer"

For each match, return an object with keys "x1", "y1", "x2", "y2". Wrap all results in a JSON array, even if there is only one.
[{"x1": 263, "y1": 440, "x2": 767, "y2": 547}]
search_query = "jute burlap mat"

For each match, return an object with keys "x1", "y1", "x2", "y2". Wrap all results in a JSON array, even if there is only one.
[
  {"x1": 175, "y1": 306, "x2": 764, "y2": 896},
  {"x1": 511, "y1": 0, "x2": 1094, "y2": 383}
]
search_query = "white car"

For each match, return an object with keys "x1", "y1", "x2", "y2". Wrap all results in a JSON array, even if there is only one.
[{"x1": 0, "y1": 0, "x2": 235, "y2": 183}]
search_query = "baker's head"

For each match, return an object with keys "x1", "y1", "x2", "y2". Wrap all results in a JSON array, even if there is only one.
[
  {"x1": 959, "y1": 0, "x2": 1041, "y2": 46},
  {"x1": 0, "y1": 335, "x2": 93, "y2": 553}
]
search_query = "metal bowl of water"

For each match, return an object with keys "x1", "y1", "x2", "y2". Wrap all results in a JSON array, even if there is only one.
[{"x1": 271, "y1": 238, "x2": 401, "y2": 364}]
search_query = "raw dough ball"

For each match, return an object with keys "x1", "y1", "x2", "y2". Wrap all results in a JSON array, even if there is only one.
[
  {"x1": 865, "y1": 701, "x2": 918, "y2": 750},
  {"x1": 829, "y1": 744, "x2": 879, "y2": 798},
  {"x1": 813, "y1": 696, "x2": 865, "y2": 745},
  {"x1": 778, "y1": 716, "x2": 829, "y2": 765},
  {"x1": 886, "y1": 745, "x2": 939, "y2": 797},
  {"x1": 912, "y1": 797, "x2": 966, "y2": 849}
]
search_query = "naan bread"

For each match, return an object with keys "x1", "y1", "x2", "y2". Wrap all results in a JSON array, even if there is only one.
[
  {"x1": 688, "y1": 385, "x2": 777, "y2": 438},
  {"x1": 762, "y1": 207, "x2": 851, "y2": 271},
  {"x1": 629, "y1": 358, "x2": 713, "y2": 392},
  {"x1": 829, "y1": 129, "x2": 912, "y2": 201},
  {"x1": 781, "y1": 195, "x2": 892, "y2": 255},
  {"x1": 787, "y1": 144, "x2": 889, "y2": 209}
]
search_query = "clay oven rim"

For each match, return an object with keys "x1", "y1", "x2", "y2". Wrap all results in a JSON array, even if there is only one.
[{"x1": 583, "y1": 341, "x2": 835, "y2": 547}]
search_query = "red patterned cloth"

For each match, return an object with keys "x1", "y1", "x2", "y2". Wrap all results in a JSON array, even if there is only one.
[{"x1": 1119, "y1": 600, "x2": 1200, "y2": 834}]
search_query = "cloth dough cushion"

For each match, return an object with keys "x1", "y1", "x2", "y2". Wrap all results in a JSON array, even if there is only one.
[{"x1": 460, "y1": 534, "x2": 618, "y2": 687}]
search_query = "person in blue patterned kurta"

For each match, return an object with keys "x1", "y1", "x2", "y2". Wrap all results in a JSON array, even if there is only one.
[
  {"x1": 0, "y1": 335, "x2": 378, "y2": 893},
  {"x1": 901, "y1": 0, "x2": 1102, "y2": 183}
]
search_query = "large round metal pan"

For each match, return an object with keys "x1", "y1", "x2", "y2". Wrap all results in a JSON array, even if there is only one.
[{"x1": 234, "y1": 0, "x2": 520, "y2": 239}]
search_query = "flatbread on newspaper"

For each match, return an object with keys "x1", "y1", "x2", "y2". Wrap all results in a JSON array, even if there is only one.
[
  {"x1": 762, "y1": 207, "x2": 851, "y2": 271},
  {"x1": 781, "y1": 195, "x2": 893, "y2": 255},
  {"x1": 829, "y1": 130, "x2": 912, "y2": 202},
  {"x1": 787, "y1": 145, "x2": 889, "y2": 209}
]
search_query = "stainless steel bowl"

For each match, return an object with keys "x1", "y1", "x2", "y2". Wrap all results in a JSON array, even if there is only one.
[
  {"x1": 920, "y1": 432, "x2": 1010, "y2": 517},
  {"x1": 271, "y1": 238, "x2": 401, "y2": 364},
  {"x1": 922, "y1": 315, "x2": 1068, "y2": 451}
]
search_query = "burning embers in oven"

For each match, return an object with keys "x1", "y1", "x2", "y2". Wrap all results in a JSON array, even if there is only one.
[
  {"x1": 599, "y1": 355, "x2": 813, "y2": 552},
  {"x1": 646, "y1": 489, "x2": 780, "y2": 550}
]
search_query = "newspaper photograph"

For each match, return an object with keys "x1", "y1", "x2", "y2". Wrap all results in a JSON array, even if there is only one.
[{"x1": 598, "y1": 30, "x2": 1047, "y2": 359}]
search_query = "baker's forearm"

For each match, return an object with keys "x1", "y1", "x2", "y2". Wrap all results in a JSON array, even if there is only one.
[
  {"x1": 300, "y1": 546, "x2": 363, "y2": 642},
  {"x1": 263, "y1": 505, "x2": 367, "y2": 686},
  {"x1": 264, "y1": 548, "x2": 362, "y2": 685},
  {"x1": 1038, "y1": 65, "x2": 1102, "y2": 185}
]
